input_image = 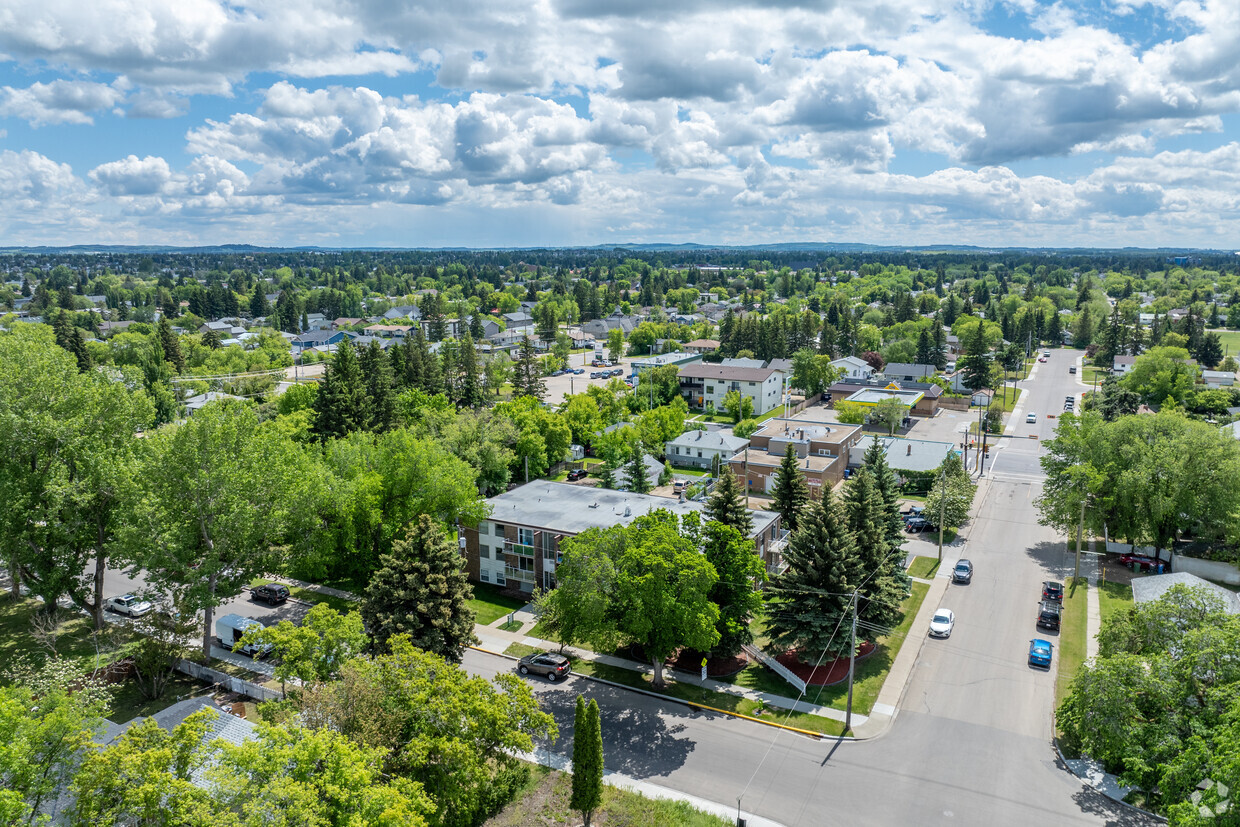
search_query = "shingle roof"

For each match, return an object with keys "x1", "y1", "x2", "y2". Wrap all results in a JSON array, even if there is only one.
[{"x1": 1130, "y1": 571, "x2": 1240, "y2": 614}]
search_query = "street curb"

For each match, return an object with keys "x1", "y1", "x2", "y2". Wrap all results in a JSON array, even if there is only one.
[
  {"x1": 1052, "y1": 739, "x2": 1168, "y2": 823},
  {"x1": 470, "y1": 646, "x2": 838, "y2": 741}
]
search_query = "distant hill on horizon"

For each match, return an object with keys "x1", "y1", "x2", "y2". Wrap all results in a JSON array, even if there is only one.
[{"x1": 0, "y1": 241, "x2": 1235, "y2": 256}]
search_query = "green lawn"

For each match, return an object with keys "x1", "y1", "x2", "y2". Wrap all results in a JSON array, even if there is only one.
[
  {"x1": 108, "y1": 672, "x2": 213, "y2": 724},
  {"x1": 1079, "y1": 365, "x2": 1108, "y2": 385},
  {"x1": 0, "y1": 595, "x2": 137, "y2": 685},
  {"x1": 1055, "y1": 577, "x2": 1089, "y2": 708},
  {"x1": 668, "y1": 465, "x2": 710, "y2": 477},
  {"x1": 990, "y1": 385, "x2": 1023, "y2": 412},
  {"x1": 510, "y1": 582, "x2": 931, "y2": 731},
  {"x1": 907, "y1": 556, "x2": 940, "y2": 579},
  {"x1": 469, "y1": 583, "x2": 529, "y2": 626},
  {"x1": 486, "y1": 764, "x2": 731, "y2": 827},
  {"x1": 802, "y1": 581, "x2": 930, "y2": 714},
  {"x1": 1097, "y1": 580, "x2": 1134, "y2": 627},
  {"x1": 1209, "y1": 328, "x2": 1240, "y2": 359}
]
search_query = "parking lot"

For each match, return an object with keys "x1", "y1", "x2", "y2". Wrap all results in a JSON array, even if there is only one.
[{"x1": 542, "y1": 352, "x2": 639, "y2": 405}]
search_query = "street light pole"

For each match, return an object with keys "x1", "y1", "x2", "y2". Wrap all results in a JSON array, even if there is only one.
[{"x1": 937, "y1": 467, "x2": 947, "y2": 564}]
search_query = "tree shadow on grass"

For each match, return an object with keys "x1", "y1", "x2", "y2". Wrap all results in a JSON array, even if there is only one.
[{"x1": 534, "y1": 677, "x2": 697, "y2": 779}]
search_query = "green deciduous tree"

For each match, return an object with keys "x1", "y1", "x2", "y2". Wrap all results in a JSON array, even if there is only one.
[
  {"x1": 872, "y1": 396, "x2": 908, "y2": 435},
  {"x1": 703, "y1": 521, "x2": 767, "y2": 657},
  {"x1": 0, "y1": 660, "x2": 111, "y2": 826},
  {"x1": 924, "y1": 453, "x2": 976, "y2": 534},
  {"x1": 238, "y1": 603, "x2": 367, "y2": 690},
  {"x1": 294, "y1": 636, "x2": 556, "y2": 827},
  {"x1": 68, "y1": 710, "x2": 219, "y2": 827},
  {"x1": 834, "y1": 400, "x2": 866, "y2": 424},
  {"x1": 570, "y1": 696, "x2": 603, "y2": 827},
  {"x1": 127, "y1": 399, "x2": 312, "y2": 662},
  {"x1": 607, "y1": 328, "x2": 624, "y2": 362},
  {"x1": 361, "y1": 515, "x2": 477, "y2": 662},
  {"x1": 0, "y1": 324, "x2": 154, "y2": 627},
  {"x1": 212, "y1": 720, "x2": 433, "y2": 827}
]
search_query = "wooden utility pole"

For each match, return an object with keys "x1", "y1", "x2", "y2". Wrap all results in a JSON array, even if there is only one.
[{"x1": 844, "y1": 591, "x2": 859, "y2": 734}]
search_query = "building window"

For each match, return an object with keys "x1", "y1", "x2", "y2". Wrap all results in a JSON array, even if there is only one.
[
  {"x1": 480, "y1": 544, "x2": 490, "y2": 559},
  {"x1": 697, "y1": 450, "x2": 703, "y2": 458},
  {"x1": 771, "y1": 525, "x2": 778, "y2": 540},
  {"x1": 518, "y1": 527, "x2": 534, "y2": 546},
  {"x1": 706, "y1": 386, "x2": 714, "y2": 394},
  {"x1": 496, "y1": 572, "x2": 506, "y2": 585},
  {"x1": 543, "y1": 543, "x2": 555, "y2": 560},
  {"x1": 481, "y1": 570, "x2": 490, "y2": 583}
]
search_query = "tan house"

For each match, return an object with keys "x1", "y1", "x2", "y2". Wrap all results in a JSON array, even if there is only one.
[
  {"x1": 730, "y1": 418, "x2": 864, "y2": 498},
  {"x1": 684, "y1": 338, "x2": 721, "y2": 354}
]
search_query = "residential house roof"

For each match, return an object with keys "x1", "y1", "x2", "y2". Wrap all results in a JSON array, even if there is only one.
[
  {"x1": 858, "y1": 436, "x2": 956, "y2": 473},
  {"x1": 883, "y1": 363, "x2": 937, "y2": 379},
  {"x1": 1131, "y1": 571, "x2": 1240, "y2": 614},
  {"x1": 383, "y1": 305, "x2": 423, "y2": 320},
  {"x1": 665, "y1": 429, "x2": 750, "y2": 453},
  {"x1": 678, "y1": 363, "x2": 777, "y2": 383},
  {"x1": 684, "y1": 338, "x2": 721, "y2": 350},
  {"x1": 720, "y1": 357, "x2": 767, "y2": 370}
]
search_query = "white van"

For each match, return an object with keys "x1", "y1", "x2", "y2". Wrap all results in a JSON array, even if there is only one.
[{"x1": 215, "y1": 613, "x2": 272, "y2": 658}]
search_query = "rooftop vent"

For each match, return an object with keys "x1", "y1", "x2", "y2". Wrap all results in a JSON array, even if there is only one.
[{"x1": 624, "y1": 506, "x2": 632, "y2": 517}]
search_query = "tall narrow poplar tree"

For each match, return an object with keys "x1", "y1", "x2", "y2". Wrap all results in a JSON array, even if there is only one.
[{"x1": 571, "y1": 696, "x2": 603, "y2": 827}]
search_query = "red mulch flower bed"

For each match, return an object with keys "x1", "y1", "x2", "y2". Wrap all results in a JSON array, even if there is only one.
[
  {"x1": 775, "y1": 642, "x2": 877, "y2": 686},
  {"x1": 663, "y1": 648, "x2": 749, "y2": 679}
]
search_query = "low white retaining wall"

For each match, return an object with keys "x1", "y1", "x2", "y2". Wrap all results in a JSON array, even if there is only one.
[{"x1": 175, "y1": 660, "x2": 284, "y2": 702}]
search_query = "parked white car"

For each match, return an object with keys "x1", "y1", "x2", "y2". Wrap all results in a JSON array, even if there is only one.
[
  {"x1": 929, "y1": 609, "x2": 955, "y2": 638},
  {"x1": 105, "y1": 594, "x2": 153, "y2": 618}
]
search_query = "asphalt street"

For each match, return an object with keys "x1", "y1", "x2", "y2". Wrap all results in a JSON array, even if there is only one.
[{"x1": 466, "y1": 349, "x2": 1158, "y2": 827}]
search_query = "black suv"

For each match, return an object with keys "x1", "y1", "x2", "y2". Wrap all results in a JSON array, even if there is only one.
[
  {"x1": 1037, "y1": 600, "x2": 1062, "y2": 631},
  {"x1": 251, "y1": 583, "x2": 290, "y2": 605},
  {"x1": 1042, "y1": 581, "x2": 1064, "y2": 603}
]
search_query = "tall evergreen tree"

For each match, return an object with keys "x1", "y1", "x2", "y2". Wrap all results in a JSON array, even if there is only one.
[
  {"x1": 458, "y1": 332, "x2": 485, "y2": 408},
  {"x1": 843, "y1": 468, "x2": 904, "y2": 630},
  {"x1": 571, "y1": 696, "x2": 603, "y2": 827},
  {"x1": 930, "y1": 312, "x2": 948, "y2": 369},
  {"x1": 512, "y1": 335, "x2": 546, "y2": 400},
  {"x1": 360, "y1": 515, "x2": 476, "y2": 662},
  {"x1": 359, "y1": 340, "x2": 395, "y2": 432},
  {"x1": 764, "y1": 488, "x2": 860, "y2": 659},
  {"x1": 959, "y1": 318, "x2": 991, "y2": 392},
  {"x1": 312, "y1": 338, "x2": 367, "y2": 439},
  {"x1": 705, "y1": 467, "x2": 753, "y2": 536},
  {"x1": 1047, "y1": 309, "x2": 1063, "y2": 346},
  {"x1": 860, "y1": 435, "x2": 905, "y2": 548},
  {"x1": 626, "y1": 444, "x2": 651, "y2": 494},
  {"x1": 249, "y1": 284, "x2": 269, "y2": 318},
  {"x1": 770, "y1": 443, "x2": 810, "y2": 531},
  {"x1": 914, "y1": 327, "x2": 934, "y2": 367},
  {"x1": 157, "y1": 317, "x2": 185, "y2": 373},
  {"x1": 201, "y1": 328, "x2": 222, "y2": 350},
  {"x1": 52, "y1": 310, "x2": 92, "y2": 372}
]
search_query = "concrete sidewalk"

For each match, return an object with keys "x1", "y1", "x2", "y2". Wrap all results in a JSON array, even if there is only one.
[{"x1": 476, "y1": 621, "x2": 859, "y2": 725}]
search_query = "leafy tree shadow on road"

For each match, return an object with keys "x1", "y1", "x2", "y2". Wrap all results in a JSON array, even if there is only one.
[
  {"x1": 1024, "y1": 539, "x2": 1080, "y2": 584},
  {"x1": 535, "y1": 679, "x2": 697, "y2": 778},
  {"x1": 1070, "y1": 786, "x2": 1162, "y2": 827}
]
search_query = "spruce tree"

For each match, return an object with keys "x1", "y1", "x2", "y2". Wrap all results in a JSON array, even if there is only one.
[
  {"x1": 249, "y1": 284, "x2": 269, "y2": 318},
  {"x1": 705, "y1": 468, "x2": 753, "y2": 536},
  {"x1": 157, "y1": 317, "x2": 185, "y2": 373},
  {"x1": 361, "y1": 515, "x2": 476, "y2": 662},
  {"x1": 843, "y1": 468, "x2": 904, "y2": 631},
  {"x1": 959, "y1": 318, "x2": 991, "y2": 392},
  {"x1": 764, "y1": 489, "x2": 860, "y2": 659},
  {"x1": 312, "y1": 338, "x2": 367, "y2": 439},
  {"x1": 770, "y1": 443, "x2": 809, "y2": 531},
  {"x1": 914, "y1": 327, "x2": 933, "y2": 366},
  {"x1": 571, "y1": 696, "x2": 603, "y2": 827},
  {"x1": 52, "y1": 310, "x2": 92, "y2": 372},
  {"x1": 627, "y1": 444, "x2": 651, "y2": 494},
  {"x1": 860, "y1": 435, "x2": 905, "y2": 548},
  {"x1": 1047, "y1": 309, "x2": 1062, "y2": 346},
  {"x1": 513, "y1": 335, "x2": 546, "y2": 400},
  {"x1": 201, "y1": 328, "x2": 222, "y2": 350},
  {"x1": 360, "y1": 340, "x2": 395, "y2": 432},
  {"x1": 458, "y1": 333, "x2": 485, "y2": 408}
]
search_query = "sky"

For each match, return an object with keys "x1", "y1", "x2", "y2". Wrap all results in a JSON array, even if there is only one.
[{"x1": 0, "y1": 0, "x2": 1238, "y2": 249}]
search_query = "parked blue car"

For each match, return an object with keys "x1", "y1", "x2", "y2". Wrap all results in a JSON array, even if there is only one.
[{"x1": 1028, "y1": 639, "x2": 1053, "y2": 669}]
